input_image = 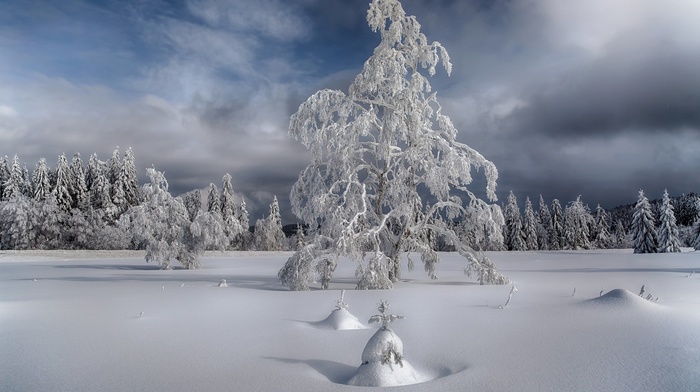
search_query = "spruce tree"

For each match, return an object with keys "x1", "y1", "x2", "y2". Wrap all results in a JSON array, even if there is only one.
[
  {"x1": 563, "y1": 196, "x2": 592, "y2": 250},
  {"x1": 593, "y1": 204, "x2": 612, "y2": 249},
  {"x1": 207, "y1": 183, "x2": 221, "y2": 214},
  {"x1": 692, "y1": 197, "x2": 700, "y2": 251},
  {"x1": 537, "y1": 195, "x2": 552, "y2": 250},
  {"x1": 3, "y1": 155, "x2": 24, "y2": 200},
  {"x1": 121, "y1": 147, "x2": 141, "y2": 206},
  {"x1": 613, "y1": 220, "x2": 629, "y2": 249},
  {"x1": 70, "y1": 153, "x2": 88, "y2": 209},
  {"x1": 550, "y1": 199, "x2": 564, "y2": 250},
  {"x1": 631, "y1": 190, "x2": 658, "y2": 254},
  {"x1": 220, "y1": 173, "x2": 242, "y2": 248},
  {"x1": 522, "y1": 197, "x2": 538, "y2": 250},
  {"x1": 658, "y1": 189, "x2": 681, "y2": 253},
  {"x1": 0, "y1": 155, "x2": 10, "y2": 200},
  {"x1": 32, "y1": 158, "x2": 52, "y2": 202},
  {"x1": 53, "y1": 154, "x2": 73, "y2": 213},
  {"x1": 504, "y1": 191, "x2": 525, "y2": 251}
]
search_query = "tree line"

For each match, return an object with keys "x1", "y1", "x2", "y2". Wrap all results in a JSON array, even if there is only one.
[
  {"x1": 2, "y1": 148, "x2": 699, "y2": 268},
  {"x1": 497, "y1": 190, "x2": 700, "y2": 253},
  {"x1": 0, "y1": 149, "x2": 293, "y2": 262}
]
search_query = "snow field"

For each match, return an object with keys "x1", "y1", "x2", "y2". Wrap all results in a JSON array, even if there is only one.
[{"x1": 1, "y1": 250, "x2": 700, "y2": 391}]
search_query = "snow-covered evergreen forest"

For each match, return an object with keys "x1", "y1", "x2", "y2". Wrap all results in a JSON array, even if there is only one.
[{"x1": 2, "y1": 148, "x2": 698, "y2": 260}]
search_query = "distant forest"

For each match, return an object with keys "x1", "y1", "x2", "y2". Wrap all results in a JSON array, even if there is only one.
[{"x1": 1, "y1": 148, "x2": 698, "y2": 252}]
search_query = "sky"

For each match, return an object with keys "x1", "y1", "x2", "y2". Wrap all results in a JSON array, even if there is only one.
[{"x1": 1, "y1": 0, "x2": 699, "y2": 223}]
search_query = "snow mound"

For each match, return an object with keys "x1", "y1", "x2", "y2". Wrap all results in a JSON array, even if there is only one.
[
  {"x1": 585, "y1": 289, "x2": 658, "y2": 309},
  {"x1": 316, "y1": 308, "x2": 366, "y2": 330},
  {"x1": 347, "y1": 328, "x2": 426, "y2": 387}
]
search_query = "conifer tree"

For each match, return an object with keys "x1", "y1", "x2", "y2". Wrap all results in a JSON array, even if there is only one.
[
  {"x1": 613, "y1": 220, "x2": 629, "y2": 249},
  {"x1": 692, "y1": 197, "x2": 700, "y2": 251},
  {"x1": 550, "y1": 199, "x2": 564, "y2": 250},
  {"x1": 53, "y1": 154, "x2": 73, "y2": 212},
  {"x1": 220, "y1": 173, "x2": 242, "y2": 248},
  {"x1": 537, "y1": 195, "x2": 552, "y2": 250},
  {"x1": 631, "y1": 190, "x2": 658, "y2": 254},
  {"x1": 70, "y1": 153, "x2": 88, "y2": 209},
  {"x1": 32, "y1": 158, "x2": 52, "y2": 202},
  {"x1": 593, "y1": 204, "x2": 612, "y2": 249},
  {"x1": 3, "y1": 155, "x2": 24, "y2": 200},
  {"x1": 85, "y1": 153, "x2": 102, "y2": 193},
  {"x1": 522, "y1": 197, "x2": 538, "y2": 250},
  {"x1": 108, "y1": 147, "x2": 121, "y2": 191},
  {"x1": 121, "y1": 147, "x2": 141, "y2": 206},
  {"x1": 563, "y1": 196, "x2": 592, "y2": 250},
  {"x1": 658, "y1": 189, "x2": 681, "y2": 253},
  {"x1": 207, "y1": 183, "x2": 221, "y2": 214},
  {"x1": 0, "y1": 155, "x2": 10, "y2": 200},
  {"x1": 235, "y1": 196, "x2": 251, "y2": 250},
  {"x1": 504, "y1": 191, "x2": 525, "y2": 251}
]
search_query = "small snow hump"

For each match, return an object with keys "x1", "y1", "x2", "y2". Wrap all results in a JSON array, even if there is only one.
[{"x1": 584, "y1": 288, "x2": 658, "y2": 309}]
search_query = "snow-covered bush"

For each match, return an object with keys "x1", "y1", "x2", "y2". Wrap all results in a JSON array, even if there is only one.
[{"x1": 279, "y1": 0, "x2": 508, "y2": 290}]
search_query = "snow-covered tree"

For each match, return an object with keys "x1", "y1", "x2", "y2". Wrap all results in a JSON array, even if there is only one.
[
  {"x1": 0, "y1": 156, "x2": 10, "y2": 199},
  {"x1": 254, "y1": 196, "x2": 286, "y2": 251},
  {"x1": 631, "y1": 190, "x2": 658, "y2": 254},
  {"x1": 121, "y1": 147, "x2": 141, "y2": 207},
  {"x1": 692, "y1": 197, "x2": 700, "y2": 251},
  {"x1": 34, "y1": 193, "x2": 64, "y2": 249},
  {"x1": 207, "y1": 183, "x2": 221, "y2": 214},
  {"x1": 613, "y1": 220, "x2": 629, "y2": 249},
  {"x1": 522, "y1": 197, "x2": 538, "y2": 250},
  {"x1": 278, "y1": 0, "x2": 507, "y2": 290},
  {"x1": 235, "y1": 196, "x2": 252, "y2": 250},
  {"x1": 504, "y1": 191, "x2": 525, "y2": 251},
  {"x1": 220, "y1": 173, "x2": 243, "y2": 248},
  {"x1": 3, "y1": 155, "x2": 24, "y2": 200},
  {"x1": 0, "y1": 195, "x2": 32, "y2": 249},
  {"x1": 124, "y1": 168, "x2": 223, "y2": 269},
  {"x1": 70, "y1": 153, "x2": 87, "y2": 209},
  {"x1": 183, "y1": 189, "x2": 202, "y2": 222},
  {"x1": 53, "y1": 154, "x2": 73, "y2": 212},
  {"x1": 658, "y1": 189, "x2": 681, "y2": 253},
  {"x1": 107, "y1": 147, "x2": 121, "y2": 191},
  {"x1": 593, "y1": 204, "x2": 612, "y2": 249},
  {"x1": 563, "y1": 196, "x2": 592, "y2": 250},
  {"x1": 550, "y1": 199, "x2": 565, "y2": 250},
  {"x1": 537, "y1": 195, "x2": 552, "y2": 250},
  {"x1": 32, "y1": 158, "x2": 52, "y2": 202},
  {"x1": 85, "y1": 153, "x2": 102, "y2": 193}
]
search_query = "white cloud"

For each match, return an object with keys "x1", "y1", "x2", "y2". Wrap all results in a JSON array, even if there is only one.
[{"x1": 0, "y1": 105, "x2": 17, "y2": 118}]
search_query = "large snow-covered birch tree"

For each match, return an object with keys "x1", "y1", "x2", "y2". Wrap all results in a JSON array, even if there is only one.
[{"x1": 278, "y1": 0, "x2": 508, "y2": 290}]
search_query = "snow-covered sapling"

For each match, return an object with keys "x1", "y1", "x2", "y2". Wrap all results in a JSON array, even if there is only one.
[
  {"x1": 499, "y1": 284, "x2": 518, "y2": 309},
  {"x1": 317, "y1": 290, "x2": 365, "y2": 330},
  {"x1": 572, "y1": 287, "x2": 576, "y2": 297},
  {"x1": 639, "y1": 285, "x2": 645, "y2": 297},
  {"x1": 347, "y1": 300, "x2": 421, "y2": 387},
  {"x1": 687, "y1": 271, "x2": 695, "y2": 278},
  {"x1": 218, "y1": 279, "x2": 228, "y2": 288},
  {"x1": 369, "y1": 300, "x2": 406, "y2": 331},
  {"x1": 336, "y1": 289, "x2": 348, "y2": 310}
]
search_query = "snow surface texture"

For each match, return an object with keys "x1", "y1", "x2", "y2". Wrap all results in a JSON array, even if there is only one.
[{"x1": 2, "y1": 249, "x2": 700, "y2": 391}]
